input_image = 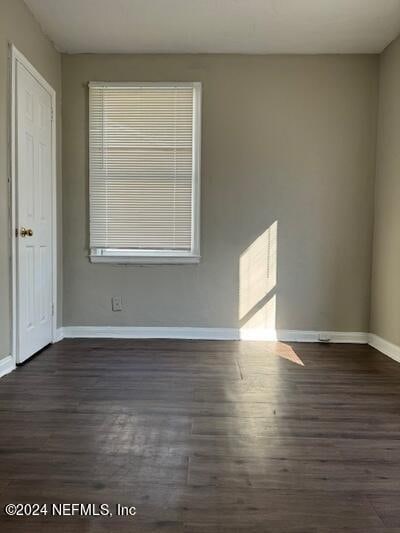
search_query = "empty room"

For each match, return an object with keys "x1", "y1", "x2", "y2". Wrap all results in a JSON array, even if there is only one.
[{"x1": 2, "y1": 0, "x2": 400, "y2": 530}]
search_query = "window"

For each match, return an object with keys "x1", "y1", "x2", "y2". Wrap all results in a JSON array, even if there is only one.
[{"x1": 89, "y1": 82, "x2": 201, "y2": 263}]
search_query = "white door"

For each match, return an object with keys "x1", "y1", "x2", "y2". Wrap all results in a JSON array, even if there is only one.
[{"x1": 16, "y1": 61, "x2": 53, "y2": 363}]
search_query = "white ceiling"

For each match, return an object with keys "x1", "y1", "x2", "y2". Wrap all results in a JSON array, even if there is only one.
[{"x1": 24, "y1": 0, "x2": 400, "y2": 54}]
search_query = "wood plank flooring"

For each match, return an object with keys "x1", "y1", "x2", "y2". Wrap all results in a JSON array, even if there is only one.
[{"x1": 0, "y1": 339, "x2": 400, "y2": 531}]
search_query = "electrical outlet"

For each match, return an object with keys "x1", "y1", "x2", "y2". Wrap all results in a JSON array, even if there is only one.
[
  {"x1": 112, "y1": 296, "x2": 122, "y2": 312},
  {"x1": 318, "y1": 333, "x2": 331, "y2": 343}
]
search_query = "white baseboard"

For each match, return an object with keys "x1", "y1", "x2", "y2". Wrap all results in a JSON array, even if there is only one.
[
  {"x1": 369, "y1": 333, "x2": 400, "y2": 364},
  {"x1": 283, "y1": 330, "x2": 368, "y2": 343},
  {"x1": 0, "y1": 356, "x2": 16, "y2": 379},
  {"x1": 242, "y1": 329, "x2": 368, "y2": 343},
  {"x1": 63, "y1": 326, "x2": 237, "y2": 340},
  {"x1": 62, "y1": 326, "x2": 368, "y2": 343},
  {"x1": 239, "y1": 329, "x2": 368, "y2": 344}
]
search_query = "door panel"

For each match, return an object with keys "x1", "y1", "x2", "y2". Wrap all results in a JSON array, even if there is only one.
[{"x1": 16, "y1": 61, "x2": 53, "y2": 363}]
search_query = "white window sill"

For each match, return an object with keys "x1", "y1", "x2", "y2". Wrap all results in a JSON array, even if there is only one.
[{"x1": 89, "y1": 254, "x2": 201, "y2": 265}]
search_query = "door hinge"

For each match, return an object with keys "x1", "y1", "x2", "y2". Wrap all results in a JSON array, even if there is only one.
[
  {"x1": 52, "y1": 303, "x2": 54, "y2": 316},
  {"x1": 51, "y1": 106, "x2": 54, "y2": 122}
]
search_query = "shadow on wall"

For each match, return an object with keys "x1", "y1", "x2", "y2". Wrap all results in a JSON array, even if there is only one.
[{"x1": 239, "y1": 220, "x2": 304, "y2": 366}]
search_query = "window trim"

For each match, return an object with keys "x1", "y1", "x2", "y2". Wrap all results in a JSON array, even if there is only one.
[{"x1": 88, "y1": 81, "x2": 202, "y2": 265}]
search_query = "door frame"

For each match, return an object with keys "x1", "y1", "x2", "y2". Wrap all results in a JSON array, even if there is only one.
[{"x1": 9, "y1": 44, "x2": 57, "y2": 365}]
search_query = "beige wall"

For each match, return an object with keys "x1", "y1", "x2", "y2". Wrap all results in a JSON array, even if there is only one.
[
  {"x1": 0, "y1": 2, "x2": 395, "y2": 351},
  {"x1": 62, "y1": 54, "x2": 378, "y2": 333},
  {"x1": 370, "y1": 35, "x2": 400, "y2": 344},
  {"x1": 0, "y1": 0, "x2": 61, "y2": 360}
]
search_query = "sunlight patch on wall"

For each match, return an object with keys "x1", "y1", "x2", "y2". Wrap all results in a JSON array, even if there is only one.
[
  {"x1": 239, "y1": 221, "x2": 278, "y2": 336},
  {"x1": 241, "y1": 294, "x2": 277, "y2": 335}
]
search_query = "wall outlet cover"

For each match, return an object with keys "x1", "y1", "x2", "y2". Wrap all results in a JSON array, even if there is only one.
[
  {"x1": 112, "y1": 296, "x2": 122, "y2": 311},
  {"x1": 318, "y1": 333, "x2": 331, "y2": 343}
]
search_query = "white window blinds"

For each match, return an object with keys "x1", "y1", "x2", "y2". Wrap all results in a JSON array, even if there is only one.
[{"x1": 89, "y1": 82, "x2": 201, "y2": 263}]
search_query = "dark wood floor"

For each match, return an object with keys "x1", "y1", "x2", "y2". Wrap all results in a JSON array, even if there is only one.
[{"x1": 1, "y1": 339, "x2": 400, "y2": 531}]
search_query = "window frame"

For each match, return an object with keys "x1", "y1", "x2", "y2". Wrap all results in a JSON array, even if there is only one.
[{"x1": 88, "y1": 81, "x2": 202, "y2": 264}]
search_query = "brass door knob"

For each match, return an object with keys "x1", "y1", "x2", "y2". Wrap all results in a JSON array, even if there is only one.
[{"x1": 19, "y1": 227, "x2": 33, "y2": 237}]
